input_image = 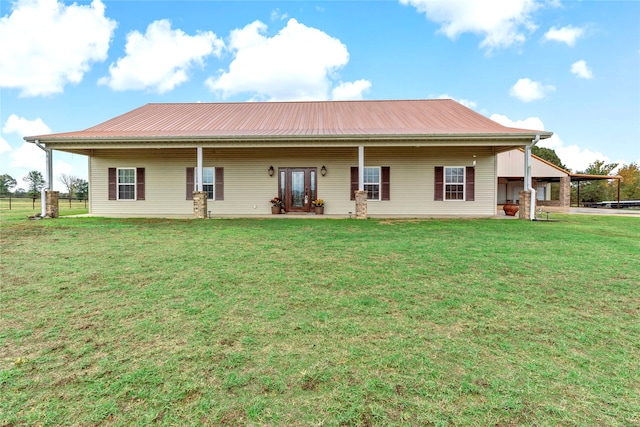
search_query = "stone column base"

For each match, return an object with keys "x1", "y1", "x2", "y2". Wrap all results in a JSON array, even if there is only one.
[
  {"x1": 355, "y1": 190, "x2": 367, "y2": 219},
  {"x1": 45, "y1": 190, "x2": 59, "y2": 218},
  {"x1": 518, "y1": 190, "x2": 532, "y2": 220},
  {"x1": 559, "y1": 176, "x2": 571, "y2": 208},
  {"x1": 193, "y1": 191, "x2": 208, "y2": 218}
]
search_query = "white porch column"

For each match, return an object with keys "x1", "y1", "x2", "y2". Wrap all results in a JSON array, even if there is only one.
[
  {"x1": 196, "y1": 146, "x2": 203, "y2": 192},
  {"x1": 34, "y1": 139, "x2": 53, "y2": 217},
  {"x1": 524, "y1": 144, "x2": 531, "y2": 194},
  {"x1": 358, "y1": 145, "x2": 364, "y2": 191}
]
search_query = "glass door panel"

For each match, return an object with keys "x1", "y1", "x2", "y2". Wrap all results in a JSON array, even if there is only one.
[{"x1": 291, "y1": 171, "x2": 305, "y2": 208}]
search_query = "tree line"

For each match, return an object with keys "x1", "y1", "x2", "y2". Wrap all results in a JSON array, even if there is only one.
[{"x1": 0, "y1": 171, "x2": 88, "y2": 200}]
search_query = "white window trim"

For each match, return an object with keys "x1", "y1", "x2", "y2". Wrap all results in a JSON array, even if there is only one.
[
  {"x1": 194, "y1": 166, "x2": 216, "y2": 200},
  {"x1": 117, "y1": 167, "x2": 136, "y2": 201},
  {"x1": 444, "y1": 166, "x2": 465, "y2": 202},
  {"x1": 364, "y1": 166, "x2": 381, "y2": 201}
]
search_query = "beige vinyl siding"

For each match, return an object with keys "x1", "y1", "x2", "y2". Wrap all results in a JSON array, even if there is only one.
[
  {"x1": 89, "y1": 146, "x2": 497, "y2": 217},
  {"x1": 361, "y1": 147, "x2": 495, "y2": 216},
  {"x1": 498, "y1": 149, "x2": 568, "y2": 178}
]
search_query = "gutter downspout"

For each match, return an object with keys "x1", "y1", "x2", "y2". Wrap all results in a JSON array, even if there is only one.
[
  {"x1": 34, "y1": 139, "x2": 52, "y2": 217},
  {"x1": 525, "y1": 134, "x2": 540, "y2": 220}
]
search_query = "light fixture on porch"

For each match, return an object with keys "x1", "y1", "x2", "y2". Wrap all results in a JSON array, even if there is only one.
[
  {"x1": 321, "y1": 165, "x2": 327, "y2": 176},
  {"x1": 268, "y1": 166, "x2": 274, "y2": 176}
]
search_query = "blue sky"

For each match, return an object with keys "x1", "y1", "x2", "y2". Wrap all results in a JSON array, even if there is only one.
[{"x1": 1, "y1": 0, "x2": 639, "y2": 191}]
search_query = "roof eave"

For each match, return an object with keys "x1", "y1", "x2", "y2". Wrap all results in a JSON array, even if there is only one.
[{"x1": 26, "y1": 131, "x2": 553, "y2": 148}]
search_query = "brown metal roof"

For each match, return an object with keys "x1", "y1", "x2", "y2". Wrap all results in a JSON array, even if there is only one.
[{"x1": 25, "y1": 100, "x2": 552, "y2": 144}]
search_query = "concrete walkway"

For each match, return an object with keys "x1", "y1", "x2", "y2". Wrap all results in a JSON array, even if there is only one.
[{"x1": 567, "y1": 207, "x2": 640, "y2": 217}]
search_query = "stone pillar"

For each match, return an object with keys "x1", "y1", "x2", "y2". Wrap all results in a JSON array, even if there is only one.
[
  {"x1": 45, "y1": 190, "x2": 59, "y2": 218},
  {"x1": 355, "y1": 190, "x2": 367, "y2": 219},
  {"x1": 518, "y1": 190, "x2": 532, "y2": 220},
  {"x1": 559, "y1": 176, "x2": 571, "y2": 208},
  {"x1": 193, "y1": 191, "x2": 208, "y2": 218}
]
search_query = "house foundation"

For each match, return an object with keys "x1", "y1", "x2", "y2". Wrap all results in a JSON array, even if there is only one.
[
  {"x1": 45, "y1": 190, "x2": 59, "y2": 218},
  {"x1": 193, "y1": 191, "x2": 208, "y2": 218},
  {"x1": 355, "y1": 190, "x2": 367, "y2": 219},
  {"x1": 518, "y1": 190, "x2": 532, "y2": 220}
]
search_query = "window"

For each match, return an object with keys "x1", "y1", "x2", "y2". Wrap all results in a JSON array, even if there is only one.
[
  {"x1": 445, "y1": 167, "x2": 465, "y2": 200},
  {"x1": 118, "y1": 168, "x2": 136, "y2": 200},
  {"x1": 195, "y1": 167, "x2": 215, "y2": 199},
  {"x1": 351, "y1": 166, "x2": 390, "y2": 201},
  {"x1": 186, "y1": 167, "x2": 224, "y2": 201},
  {"x1": 434, "y1": 166, "x2": 474, "y2": 202},
  {"x1": 109, "y1": 168, "x2": 144, "y2": 201},
  {"x1": 364, "y1": 167, "x2": 380, "y2": 201}
]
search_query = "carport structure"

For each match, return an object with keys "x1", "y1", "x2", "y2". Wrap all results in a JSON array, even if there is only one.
[
  {"x1": 571, "y1": 173, "x2": 623, "y2": 208},
  {"x1": 497, "y1": 149, "x2": 622, "y2": 208}
]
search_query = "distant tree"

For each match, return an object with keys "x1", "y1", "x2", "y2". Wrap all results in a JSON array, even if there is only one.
[
  {"x1": 13, "y1": 187, "x2": 26, "y2": 197},
  {"x1": 572, "y1": 160, "x2": 619, "y2": 203},
  {"x1": 0, "y1": 174, "x2": 17, "y2": 196},
  {"x1": 23, "y1": 170, "x2": 46, "y2": 196},
  {"x1": 59, "y1": 174, "x2": 80, "y2": 199},
  {"x1": 532, "y1": 146, "x2": 568, "y2": 171},
  {"x1": 75, "y1": 179, "x2": 89, "y2": 200},
  {"x1": 614, "y1": 162, "x2": 640, "y2": 200}
]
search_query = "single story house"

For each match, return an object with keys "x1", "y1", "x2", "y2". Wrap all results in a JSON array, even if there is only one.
[{"x1": 25, "y1": 99, "x2": 552, "y2": 218}]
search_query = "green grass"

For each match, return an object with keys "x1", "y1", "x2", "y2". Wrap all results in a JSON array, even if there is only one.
[
  {"x1": 0, "y1": 197, "x2": 88, "y2": 223},
  {"x1": 1, "y1": 208, "x2": 639, "y2": 426}
]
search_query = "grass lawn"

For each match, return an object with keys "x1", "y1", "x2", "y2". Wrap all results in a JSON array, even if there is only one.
[{"x1": 1, "y1": 204, "x2": 639, "y2": 426}]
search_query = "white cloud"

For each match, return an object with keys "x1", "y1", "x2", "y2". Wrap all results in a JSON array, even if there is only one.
[
  {"x1": 490, "y1": 113, "x2": 544, "y2": 131},
  {"x1": 570, "y1": 60, "x2": 593, "y2": 79},
  {"x1": 54, "y1": 159, "x2": 73, "y2": 176},
  {"x1": 11, "y1": 142, "x2": 45, "y2": 170},
  {"x1": 0, "y1": 0, "x2": 116, "y2": 97},
  {"x1": 490, "y1": 113, "x2": 610, "y2": 172},
  {"x1": 2, "y1": 114, "x2": 52, "y2": 172},
  {"x1": 331, "y1": 80, "x2": 372, "y2": 100},
  {"x1": 206, "y1": 18, "x2": 363, "y2": 101},
  {"x1": 509, "y1": 78, "x2": 555, "y2": 102},
  {"x1": 400, "y1": 0, "x2": 539, "y2": 51},
  {"x1": 435, "y1": 94, "x2": 477, "y2": 109},
  {"x1": 543, "y1": 25, "x2": 584, "y2": 47},
  {"x1": 3, "y1": 114, "x2": 52, "y2": 137},
  {"x1": 270, "y1": 9, "x2": 288, "y2": 21},
  {"x1": 99, "y1": 19, "x2": 224, "y2": 93},
  {"x1": 0, "y1": 136, "x2": 11, "y2": 155}
]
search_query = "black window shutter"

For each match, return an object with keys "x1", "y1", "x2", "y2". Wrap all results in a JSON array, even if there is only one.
[
  {"x1": 186, "y1": 167, "x2": 194, "y2": 200},
  {"x1": 434, "y1": 167, "x2": 443, "y2": 201},
  {"x1": 381, "y1": 166, "x2": 390, "y2": 201},
  {"x1": 108, "y1": 168, "x2": 116, "y2": 200},
  {"x1": 465, "y1": 166, "x2": 475, "y2": 201},
  {"x1": 136, "y1": 168, "x2": 145, "y2": 200},
  {"x1": 215, "y1": 167, "x2": 224, "y2": 201},
  {"x1": 350, "y1": 167, "x2": 358, "y2": 201}
]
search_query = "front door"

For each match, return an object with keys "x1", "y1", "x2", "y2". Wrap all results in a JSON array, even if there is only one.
[{"x1": 279, "y1": 167, "x2": 317, "y2": 213}]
